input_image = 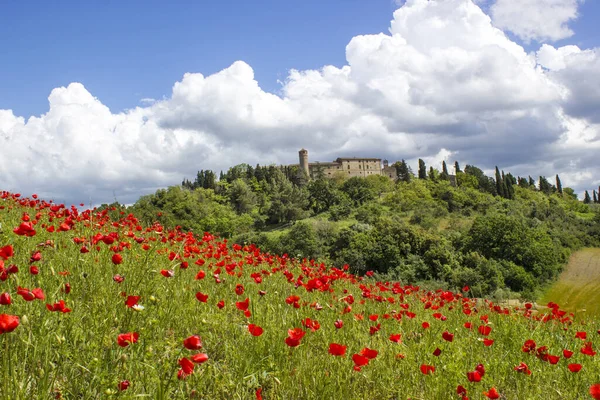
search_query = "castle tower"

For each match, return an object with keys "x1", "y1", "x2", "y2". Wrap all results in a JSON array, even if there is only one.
[{"x1": 299, "y1": 148, "x2": 309, "y2": 178}]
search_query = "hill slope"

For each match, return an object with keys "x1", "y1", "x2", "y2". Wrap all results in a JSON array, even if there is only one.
[{"x1": 542, "y1": 248, "x2": 600, "y2": 316}]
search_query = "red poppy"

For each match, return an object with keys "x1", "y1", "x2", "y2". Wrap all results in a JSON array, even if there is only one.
[
  {"x1": 235, "y1": 284, "x2": 245, "y2": 295},
  {"x1": 118, "y1": 380, "x2": 130, "y2": 391},
  {"x1": 328, "y1": 343, "x2": 347, "y2": 356},
  {"x1": 111, "y1": 253, "x2": 123, "y2": 265},
  {"x1": 514, "y1": 362, "x2": 531, "y2": 375},
  {"x1": 248, "y1": 324, "x2": 264, "y2": 337},
  {"x1": 117, "y1": 332, "x2": 139, "y2": 347},
  {"x1": 389, "y1": 333, "x2": 402, "y2": 343},
  {"x1": 46, "y1": 300, "x2": 72, "y2": 313},
  {"x1": 442, "y1": 331, "x2": 454, "y2": 342},
  {"x1": 190, "y1": 353, "x2": 209, "y2": 364},
  {"x1": 160, "y1": 269, "x2": 174, "y2": 278},
  {"x1": 420, "y1": 364, "x2": 435, "y2": 375},
  {"x1": 590, "y1": 384, "x2": 600, "y2": 399},
  {"x1": 236, "y1": 298, "x2": 249, "y2": 311},
  {"x1": 568, "y1": 363, "x2": 582, "y2": 372},
  {"x1": 582, "y1": 341, "x2": 597, "y2": 356},
  {"x1": 0, "y1": 314, "x2": 19, "y2": 333},
  {"x1": 360, "y1": 348, "x2": 378, "y2": 359},
  {"x1": 183, "y1": 335, "x2": 202, "y2": 350},
  {"x1": 125, "y1": 296, "x2": 140, "y2": 308},
  {"x1": 0, "y1": 245, "x2": 14, "y2": 260},
  {"x1": 179, "y1": 357, "x2": 195, "y2": 375},
  {"x1": 467, "y1": 371, "x2": 482, "y2": 382},
  {"x1": 478, "y1": 325, "x2": 492, "y2": 336},
  {"x1": 369, "y1": 323, "x2": 381, "y2": 335},
  {"x1": 352, "y1": 354, "x2": 369, "y2": 367},
  {"x1": 195, "y1": 292, "x2": 208, "y2": 303},
  {"x1": 0, "y1": 293, "x2": 11, "y2": 305},
  {"x1": 483, "y1": 387, "x2": 500, "y2": 399}
]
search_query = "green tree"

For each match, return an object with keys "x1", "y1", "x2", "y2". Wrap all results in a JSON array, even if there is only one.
[
  {"x1": 556, "y1": 174, "x2": 563, "y2": 195},
  {"x1": 418, "y1": 159, "x2": 427, "y2": 179}
]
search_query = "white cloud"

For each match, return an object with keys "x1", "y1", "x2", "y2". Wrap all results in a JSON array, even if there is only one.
[
  {"x1": 490, "y1": 0, "x2": 581, "y2": 43},
  {"x1": 0, "y1": 0, "x2": 599, "y2": 205}
]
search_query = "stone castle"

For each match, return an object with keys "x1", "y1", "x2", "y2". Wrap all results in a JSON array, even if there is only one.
[{"x1": 292, "y1": 149, "x2": 398, "y2": 180}]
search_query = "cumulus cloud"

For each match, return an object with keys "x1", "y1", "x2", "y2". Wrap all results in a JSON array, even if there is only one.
[
  {"x1": 1, "y1": 0, "x2": 599, "y2": 205},
  {"x1": 490, "y1": 0, "x2": 581, "y2": 43}
]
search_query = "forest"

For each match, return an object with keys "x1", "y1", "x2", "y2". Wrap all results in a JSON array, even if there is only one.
[{"x1": 106, "y1": 160, "x2": 600, "y2": 300}]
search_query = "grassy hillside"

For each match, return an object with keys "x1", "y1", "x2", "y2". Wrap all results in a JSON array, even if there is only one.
[
  {"x1": 542, "y1": 248, "x2": 600, "y2": 317},
  {"x1": 1, "y1": 191, "x2": 600, "y2": 399}
]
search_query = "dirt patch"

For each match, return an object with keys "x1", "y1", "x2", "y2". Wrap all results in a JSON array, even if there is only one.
[{"x1": 541, "y1": 248, "x2": 600, "y2": 317}]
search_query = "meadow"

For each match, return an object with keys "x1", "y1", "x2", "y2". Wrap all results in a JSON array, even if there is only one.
[{"x1": 1, "y1": 190, "x2": 599, "y2": 399}]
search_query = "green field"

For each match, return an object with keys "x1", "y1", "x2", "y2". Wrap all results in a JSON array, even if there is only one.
[{"x1": 542, "y1": 248, "x2": 600, "y2": 317}]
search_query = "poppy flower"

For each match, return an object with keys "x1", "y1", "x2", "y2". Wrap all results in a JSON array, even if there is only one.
[
  {"x1": 478, "y1": 325, "x2": 492, "y2": 336},
  {"x1": 467, "y1": 371, "x2": 482, "y2": 382},
  {"x1": 117, "y1": 332, "x2": 139, "y2": 347},
  {"x1": 328, "y1": 343, "x2": 347, "y2": 356},
  {"x1": 248, "y1": 324, "x2": 264, "y2": 337},
  {"x1": 183, "y1": 335, "x2": 202, "y2": 350},
  {"x1": 389, "y1": 333, "x2": 402, "y2": 343},
  {"x1": 179, "y1": 357, "x2": 195, "y2": 375},
  {"x1": 160, "y1": 269, "x2": 174, "y2": 278},
  {"x1": 111, "y1": 253, "x2": 123, "y2": 265},
  {"x1": 568, "y1": 363, "x2": 582, "y2": 372},
  {"x1": 190, "y1": 353, "x2": 209, "y2": 364},
  {"x1": 483, "y1": 387, "x2": 500, "y2": 399},
  {"x1": 0, "y1": 314, "x2": 19, "y2": 333},
  {"x1": 581, "y1": 341, "x2": 597, "y2": 356},
  {"x1": 235, "y1": 284, "x2": 245, "y2": 295},
  {"x1": 195, "y1": 292, "x2": 208, "y2": 303},
  {"x1": 46, "y1": 300, "x2": 72, "y2": 313},
  {"x1": 0, "y1": 293, "x2": 11, "y2": 305},
  {"x1": 442, "y1": 331, "x2": 454, "y2": 342},
  {"x1": 118, "y1": 380, "x2": 130, "y2": 391},
  {"x1": 590, "y1": 384, "x2": 600, "y2": 399},
  {"x1": 352, "y1": 354, "x2": 369, "y2": 367},
  {"x1": 125, "y1": 296, "x2": 140, "y2": 308},
  {"x1": 360, "y1": 348, "x2": 378, "y2": 359},
  {"x1": 420, "y1": 364, "x2": 435, "y2": 375},
  {"x1": 0, "y1": 245, "x2": 14, "y2": 260},
  {"x1": 236, "y1": 298, "x2": 249, "y2": 311}
]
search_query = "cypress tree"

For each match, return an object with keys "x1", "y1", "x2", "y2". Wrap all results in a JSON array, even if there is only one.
[
  {"x1": 584, "y1": 190, "x2": 592, "y2": 204},
  {"x1": 418, "y1": 159, "x2": 427, "y2": 179},
  {"x1": 495, "y1": 167, "x2": 505, "y2": 198},
  {"x1": 556, "y1": 174, "x2": 563, "y2": 195}
]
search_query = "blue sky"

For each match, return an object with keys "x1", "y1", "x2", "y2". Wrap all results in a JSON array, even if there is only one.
[
  {"x1": 2, "y1": 0, "x2": 597, "y2": 118},
  {"x1": 1, "y1": 0, "x2": 401, "y2": 117},
  {"x1": 0, "y1": 0, "x2": 599, "y2": 205}
]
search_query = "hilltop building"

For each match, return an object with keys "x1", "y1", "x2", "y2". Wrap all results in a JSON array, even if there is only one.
[{"x1": 294, "y1": 149, "x2": 398, "y2": 180}]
